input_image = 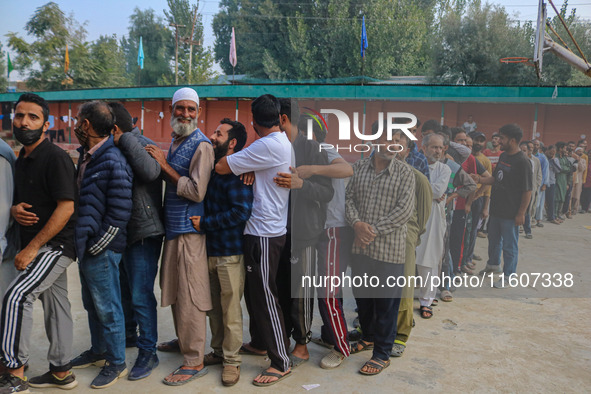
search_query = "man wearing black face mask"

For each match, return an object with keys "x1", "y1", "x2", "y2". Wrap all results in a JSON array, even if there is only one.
[{"x1": 0, "y1": 93, "x2": 78, "y2": 392}]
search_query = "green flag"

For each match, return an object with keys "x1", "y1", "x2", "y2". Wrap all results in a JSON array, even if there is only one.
[{"x1": 7, "y1": 53, "x2": 13, "y2": 79}]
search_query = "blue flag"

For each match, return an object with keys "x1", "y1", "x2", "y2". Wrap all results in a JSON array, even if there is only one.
[
  {"x1": 360, "y1": 16, "x2": 368, "y2": 58},
  {"x1": 137, "y1": 36, "x2": 144, "y2": 70}
]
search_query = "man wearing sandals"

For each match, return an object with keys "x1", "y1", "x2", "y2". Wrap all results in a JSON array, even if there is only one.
[
  {"x1": 345, "y1": 127, "x2": 415, "y2": 375},
  {"x1": 216, "y1": 94, "x2": 292, "y2": 386},
  {"x1": 393, "y1": 131, "x2": 432, "y2": 356},
  {"x1": 415, "y1": 134, "x2": 451, "y2": 319},
  {"x1": 145, "y1": 88, "x2": 214, "y2": 385},
  {"x1": 191, "y1": 118, "x2": 253, "y2": 386}
]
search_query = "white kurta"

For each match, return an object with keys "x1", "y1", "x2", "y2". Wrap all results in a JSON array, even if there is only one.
[{"x1": 416, "y1": 161, "x2": 452, "y2": 270}]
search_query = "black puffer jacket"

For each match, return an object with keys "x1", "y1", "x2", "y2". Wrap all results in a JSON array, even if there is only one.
[{"x1": 117, "y1": 128, "x2": 165, "y2": 245}]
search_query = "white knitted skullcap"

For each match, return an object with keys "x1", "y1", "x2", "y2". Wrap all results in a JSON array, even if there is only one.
[{"x1": 172, "y1": 87, "x2": 199, "y2": 107}]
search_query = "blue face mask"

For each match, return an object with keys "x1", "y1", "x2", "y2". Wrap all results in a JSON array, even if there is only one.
[{"x1": 13, "y1": 125, "x2": 43, "y2": 146}]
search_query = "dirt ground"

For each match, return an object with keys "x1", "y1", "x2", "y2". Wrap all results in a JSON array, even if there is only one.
[{"x1": 24, "y1": 213, "x2": 591, "y2": 393}]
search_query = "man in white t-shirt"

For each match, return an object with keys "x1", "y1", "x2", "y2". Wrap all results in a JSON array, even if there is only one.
[{"x1": 215, "y1": 94, "x2": 292, "y2": 386}]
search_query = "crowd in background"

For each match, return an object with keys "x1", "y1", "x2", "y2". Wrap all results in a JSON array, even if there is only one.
[{"x1": 0, "y1": 91, "x2": 589, "y2": 392}]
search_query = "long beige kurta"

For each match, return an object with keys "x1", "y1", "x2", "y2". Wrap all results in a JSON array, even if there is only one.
[{"x1": 160, "y1": 134, "x2": 214, "y2": 366}]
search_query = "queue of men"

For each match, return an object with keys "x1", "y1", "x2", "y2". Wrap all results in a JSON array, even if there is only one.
[{"x1": 0, "y1": 89, "x2": 589, "y2": 392}]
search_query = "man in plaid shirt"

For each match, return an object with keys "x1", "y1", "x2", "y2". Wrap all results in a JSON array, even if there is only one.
[
  {"x1": 190, "y1": 118, "x2": 253, "y2": 386},
  {"x1": 345, "y1": 129, "x2": 416, "y2": 376}
]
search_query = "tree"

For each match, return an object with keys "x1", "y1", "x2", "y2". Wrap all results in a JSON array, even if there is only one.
[
  {"x1": 0, "y1": 43, "x2": 7, "y2": 92},
  {"x1": 430, "y1": 1, "x2": 537, "y2": 85},
  {"x1": 6, "y1": 2, "x2": 91, "y2": 90},
  {"x1": 122, "y1": 8, "x2": 174, "y2": 86},
  {"x1": 430, "y1": 0, "x2": 591, "y2": 86},
  {"x1": 212, "y1": 0, "x2": 434, "y2": 81},
  {"x1": 542, "y1": 1, "x2": 591, "y2": 86},
  {"x1": 164, "y1": 0, "x2": 216, "y2": 84}
]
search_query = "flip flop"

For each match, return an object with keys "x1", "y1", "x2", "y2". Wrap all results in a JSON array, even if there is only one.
[
  {"x1": 359, "y1": 358, "x2": 390, "y2": 376},
  {"x1": 239, "y1": 344, "x2": 267, "y2": 356},
  {"x1": 289, "y1": 354, "x2": 309, "y2": 368},
  {"x1": 350, "y1": 340, "x2": 374, "y2": 354},
  {"x1": 162, "y1": 366, "x2": 209, "y2": 386},
  {"x1": 420, "y1": 306, "x2": 433, "y2": 319},
  {"x1": 441, "y1": 290, "x2": 453, "y2": 302},
  {"x1": 157, "y1": 339, "x2": 180, "y2": 353},
  {"x1": 252, "y1": 369, "x2": 292, "y2": 387}
]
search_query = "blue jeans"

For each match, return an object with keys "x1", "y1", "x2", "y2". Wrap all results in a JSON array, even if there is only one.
[
  {"x1": 79, "y1": 250, "x2": 126, "y2": 365},
  {"x1": 535, "y1": 189, "x2": 546, "y2": 221},
  {"x1": 487, "y1": 216, "x2": 520, "y2": 277},
  {"x1": 121, "y1": 237, "x2": 162, "y2": 353}
]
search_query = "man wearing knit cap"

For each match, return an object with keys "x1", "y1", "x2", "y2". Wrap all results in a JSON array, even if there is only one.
[{"x1": 145, "y1": 87, "x2": 214, "y2": 386}]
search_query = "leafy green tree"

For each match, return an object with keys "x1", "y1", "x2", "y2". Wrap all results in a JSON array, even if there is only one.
[
  {"x1": 430, "y1": 1, "x2": 537, "y2": 85},
  {"x1": 0, "y1": 42, "x2": 7, "y2": 91},
  {"x1": 430, "y1": 0, "x2": 591, "y2": 85},
  {"x1": 212, "y1": 0, "x2": 434, "y2": 81},
  {"x1": 122, "y1": 8, "x2": 174, "y2": 86},
  {"x1": 6, "y1": 2, "x2": 91, "y2": 90},
  {"x1": 164, "y1": 0, "x2": 216, "y2": 84}
]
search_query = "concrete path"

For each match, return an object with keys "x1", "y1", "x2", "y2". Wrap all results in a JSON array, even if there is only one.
[{"x1": 23, "y1": 214, "x2": 591, "y2": 393}]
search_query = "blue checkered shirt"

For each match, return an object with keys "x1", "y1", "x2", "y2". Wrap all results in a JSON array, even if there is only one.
[
  {"x1": 201, "y1": 171, "x2": 253, "y2": 257},
  {"x1": 406, "y1": 144, "x2": 430, "y2": 181}
]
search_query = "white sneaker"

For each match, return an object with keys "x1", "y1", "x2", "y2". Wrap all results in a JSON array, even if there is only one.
[{"x1": 319, "y1": 349, "x2": 346, "y2": 369}]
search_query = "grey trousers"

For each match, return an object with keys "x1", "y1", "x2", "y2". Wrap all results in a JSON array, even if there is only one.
[
  {"x1": 0, "y1": 257, "x2": 18, "y2": 300},
  {"x1": 0, "y1": 246, "x2": 74, "y2": 372}
]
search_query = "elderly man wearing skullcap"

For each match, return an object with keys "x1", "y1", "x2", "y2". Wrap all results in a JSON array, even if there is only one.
[{"x1": 145, "y1": 88, "x2": 214, "y2": 386}]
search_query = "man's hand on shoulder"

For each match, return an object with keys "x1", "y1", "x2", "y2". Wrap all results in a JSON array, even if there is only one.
[{"x1": 145, "y1": 145, "x2": 166, "y2": 166}]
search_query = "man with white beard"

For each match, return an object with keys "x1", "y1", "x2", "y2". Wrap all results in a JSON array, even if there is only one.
[
  {"x1": 415, "y1": 133, "x2": 451, "y2": 319},
  {"x1": 145, "y1": 88, "x2": 214, "y2": 386}
]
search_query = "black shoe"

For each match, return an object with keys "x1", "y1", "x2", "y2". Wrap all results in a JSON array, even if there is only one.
[
  {"x1": 71, "y1": 349, "x2": 106, "y2": 369},
  {"x1": 91, "y1": 362, "x2": 128, "y2": 389},
  {"x1": 0, "y1": 373, "x2": 29, "y2": 393},
  {"x1": 348, "y1": 328, "x2": 362, "y2": 342},
  {"x1": 29, "y1": 371, "x2": 78, "y2": 390},
  {"x1": 128, "y1": 349, "x2": 159, "y2": 381}
]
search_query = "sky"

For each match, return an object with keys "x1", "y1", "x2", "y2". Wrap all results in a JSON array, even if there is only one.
[{"x1": 1, "y1": 0, "x2": 590, "y2": 79}]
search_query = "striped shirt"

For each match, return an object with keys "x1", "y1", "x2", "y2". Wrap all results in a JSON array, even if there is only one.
[{"x1": 345, "y1": 156, "x2": 416, "y2": 264}]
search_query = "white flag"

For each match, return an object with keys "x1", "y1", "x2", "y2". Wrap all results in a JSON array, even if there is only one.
[
  {"x1": 552, "y1": 85, "x2": 558, "y2": 100},
  {"x1": 229, "y1": 27, "x2": 237, "y2": 68}
]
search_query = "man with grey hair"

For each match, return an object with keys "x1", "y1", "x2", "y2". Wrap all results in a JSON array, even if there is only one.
[
  {"x1": 146, "y1": 88, "x2": 214, "y2": 386},
  {"x1": 415, "y1": 133, "x2": 451, "y2": 318},
  {"x1": 71, "y1": 100, "x2": 133, "y2": 389}
]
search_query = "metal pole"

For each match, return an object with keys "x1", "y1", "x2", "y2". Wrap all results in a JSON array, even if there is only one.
[
  {"x1": 547, "y1": 0, "x2": 589, "y2": 64},
  {"x1": 188, "y1": 5, "x2": 198, "y2": 84},
  {"x1": 533, "y1": 103, "x2": 539, "y2": 140},
  {"x1": 68, "y1": 103, "x2": 71, "y2": 143},
  {"x1": 545, "y1": 36, "x2": 591, "y2": 77},
  {"x1": 141, "y1": 100, "x2": 145, "y2": 134},
  {"x1": 440, "y1": 102, "x2": 445, "y2": 125}
]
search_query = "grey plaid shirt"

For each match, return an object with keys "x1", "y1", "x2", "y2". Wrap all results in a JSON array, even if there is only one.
[{"x1": 345, "y1": 156, "x2": 416, "y2": 264}]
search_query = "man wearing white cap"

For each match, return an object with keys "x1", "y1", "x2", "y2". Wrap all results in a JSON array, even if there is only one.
[{"x1": 145, "y1": 87, "x2": 214, "y2": 386}]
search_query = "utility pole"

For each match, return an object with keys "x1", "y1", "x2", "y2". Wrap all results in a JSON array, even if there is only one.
[
  {"x1": 181, "y1": 5, "x2": 200, "y2": 84},
  {"x1": 169, "y1": 22, "x2": 186, "y2": 85}
]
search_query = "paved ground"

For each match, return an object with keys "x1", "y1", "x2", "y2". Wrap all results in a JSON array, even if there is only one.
[{"x1": 24, "y1": 214, "x2": 591, "y2": 393}]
